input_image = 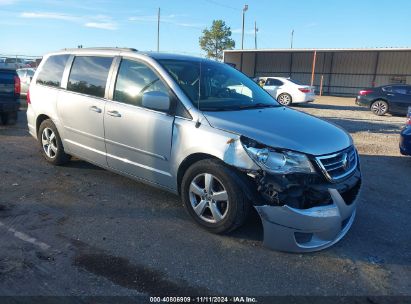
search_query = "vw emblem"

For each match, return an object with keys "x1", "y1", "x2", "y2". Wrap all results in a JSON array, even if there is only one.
[{"x1": 342, "y1": 153, "x2": 349, "y2": 170}]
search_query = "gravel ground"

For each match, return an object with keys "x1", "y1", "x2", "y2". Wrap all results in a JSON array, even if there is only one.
[{"x1": 0, "y1": 97, "x2": 410, "y2": 300}]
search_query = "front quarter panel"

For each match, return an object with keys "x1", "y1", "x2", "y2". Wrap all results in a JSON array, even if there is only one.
[{"x1": 170, "y1": 117, "x2": 259, "y2": 190}]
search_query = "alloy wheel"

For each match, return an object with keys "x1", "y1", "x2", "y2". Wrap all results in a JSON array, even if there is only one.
[
  {"x1": 188, "y1": 173, "x2": 229, "y2": 224},
  {"x1": 278, "y1": 94, "x2": 291, "y2": 105},
  {"x1": 41, "y1": 127, "x2": 58, "y2": 158},
  {"x1": 371, "y1": 101, "x2": 387, "y2": 115}
]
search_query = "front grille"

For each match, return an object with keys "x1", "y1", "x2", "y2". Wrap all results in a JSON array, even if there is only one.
[{"x1": 315, "y1": 146, "x2": 358, "y2": 182}]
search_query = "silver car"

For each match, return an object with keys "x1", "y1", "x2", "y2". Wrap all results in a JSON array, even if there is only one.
[
  {"x1": 16, "y1": 68, "x2": 36, "y2": 96},
  {"x1": 27, "y1": 48, "x2": 361, "y2": 252}
]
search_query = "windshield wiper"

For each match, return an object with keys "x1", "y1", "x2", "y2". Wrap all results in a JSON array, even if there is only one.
[{"x1": 238, "y1": 103, "x2": 280, "y2": 109}]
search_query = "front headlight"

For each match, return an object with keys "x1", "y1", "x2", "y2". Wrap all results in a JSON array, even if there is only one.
[{"x1": 242, "y1": 139, "x2": 315, "y2": 174}]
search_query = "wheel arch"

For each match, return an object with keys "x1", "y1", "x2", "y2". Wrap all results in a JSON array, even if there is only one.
[
  {"x1": 177, "y1": 153, "x2": 219, "y2": 195},
  {"x1": 36, "y1": 114, "x2": 51, "y2": 139},
  {"x1": 370, "y1": 98, "x2": 389, "y2": 108},
  {"x1": 176, "y1": 153, "x2": 258, "y2": 203}
]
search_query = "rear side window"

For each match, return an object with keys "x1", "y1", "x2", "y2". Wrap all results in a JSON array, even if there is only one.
[
  {"x1": 266, "y1": 78, "x2": 283, "y2": 86},
  {"x1": 37, "y1": 55, "x2": 70, "y2": 87},
  {"x1": 113, "y1": 59, "x2": 168, "y2": 107},
  {"x1": 67, "y1": 56, "x2": 113, "y2": 98}
]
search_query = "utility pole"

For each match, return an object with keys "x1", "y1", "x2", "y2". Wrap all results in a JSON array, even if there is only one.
[
  {"x1": 157, "y1": 7, "x2": 160, "y2": 52},
  {"x1": 254, "y1": 21, "x2": 258, "y2": 49},
  {"x1": 290, "y1": 29, "x2": 294, "y2": 49},
  {"x1": 241, "y1": 4, "x2": 248, "y2": 49}
]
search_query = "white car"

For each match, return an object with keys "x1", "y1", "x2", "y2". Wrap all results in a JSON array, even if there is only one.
[{"x1": 257, "y1": 77, "x2": 315, "y2": 106}]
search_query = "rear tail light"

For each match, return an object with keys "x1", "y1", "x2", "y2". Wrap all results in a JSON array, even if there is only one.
[
  {"x1": 359, "y1": 90, "x2": 373, "y2": 96},
  {"x1": 407, "y1": 118, "x2": 411, "y2": 125},
  {"x1": 298, "y1": 88, "x2": 311, "y2": 93},
  {"x1": 27, "y1": 88, "x2": 31, "y2": 105},
  {"x1": 14, "y1": 76, "x2": 21, "y2": 96}
]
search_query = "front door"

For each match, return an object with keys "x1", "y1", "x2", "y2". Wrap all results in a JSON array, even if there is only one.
[{"x1": 104, "y1": 58, "x2": 174, "y2": 188}]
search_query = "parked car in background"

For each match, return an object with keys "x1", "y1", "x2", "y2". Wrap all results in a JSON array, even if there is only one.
[
  {"x1": 0, "y1": 68, "x2": 20, "y2": 124},
  {"x1": 400, "y1": 113, "x2": 411, "y2": 156},
  {"x1": 0, "y1": 58, "x2": 27, "y2": 69},
  {"x1": 16, "y1": 68, "x2": 36, "y2": 96},
  {"x1": 26, "y1": 48, "x2": 361, "y2": 252},
  {"x1": 355, "y1": 85, "x2": 411, "y2": 116},
  {"x1": 255, "y1": 77, "x2": 315, "y2": 106}
]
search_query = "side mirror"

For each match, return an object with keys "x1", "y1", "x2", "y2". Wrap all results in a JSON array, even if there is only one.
[{"x1": 141, "y1": 91, "x2": 170, "y2": 112}]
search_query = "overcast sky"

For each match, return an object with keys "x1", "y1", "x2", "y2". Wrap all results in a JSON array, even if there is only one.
[{"x1": 1, "y1": 0, "x2": 410, "y2": 57}]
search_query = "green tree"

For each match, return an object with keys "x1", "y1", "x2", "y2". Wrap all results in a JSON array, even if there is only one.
[{"x1": 199, "y1": 20, "x2": 235, "y2": 61}]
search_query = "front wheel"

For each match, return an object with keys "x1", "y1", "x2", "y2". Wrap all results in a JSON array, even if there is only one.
[
  {"x1": 181, "y1": 159, "x2": 250, "y2": 234},
  {"x1": 371, "y1": 100, "x2": 388, "y2": 116},
  {"x1": 277, "y1": 93, "x2": 292, "y2": 106}
]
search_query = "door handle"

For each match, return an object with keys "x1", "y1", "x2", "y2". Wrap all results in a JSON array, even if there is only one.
[
  {"x1": 107, "y1": 110, "x2": 121, "y2": 117},
  {"x1": 387, "y1": 93, "x2": 394, "y2": 96},
  {"x1": 89, "y1": 106, "x2": 102, "y2": 113}
]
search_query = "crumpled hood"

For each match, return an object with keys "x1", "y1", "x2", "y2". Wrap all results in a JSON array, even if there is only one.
[{"x1": 204, "y1": 107, "x2": 352, "y2": 156}]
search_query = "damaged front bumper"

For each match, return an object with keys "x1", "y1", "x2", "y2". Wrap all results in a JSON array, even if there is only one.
[{"x1": 252, "y1": 169, "x2": 361, "y2": 253}]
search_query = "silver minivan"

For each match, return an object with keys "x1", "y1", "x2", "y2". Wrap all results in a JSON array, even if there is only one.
[{"x1": 27, "y1": 48, "x2": 361, "y2": 252}]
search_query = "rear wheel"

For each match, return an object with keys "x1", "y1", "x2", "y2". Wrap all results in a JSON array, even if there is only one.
[
  {"x1": 38, "y1": 119, "x2": 71, "y2": 165},
  {"x1": 181, "y1": 159, "x2": 250, "y2": 234},
  {"x1": 371, "y1": 100, "x2": 388, "y2": 116},
  {"x1": 277, "y1": 93, "x2": 292, "y2": 106}
]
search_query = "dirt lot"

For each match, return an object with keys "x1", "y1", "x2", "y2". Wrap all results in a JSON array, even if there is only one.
[{"x1": 0, "y1": 96, "x2": 410, "y2": 299}]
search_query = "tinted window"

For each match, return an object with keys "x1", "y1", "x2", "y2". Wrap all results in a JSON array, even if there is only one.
[
  {"x1": 266, "y1": 78, "x2": 283, "y2": 86},
  {"x1": 392, "y1": 86, "x2": 408, "y2": 95},
  {"x1": 37, "y1": 55, "x2": 70, "y2": 87},
  {"x1": 114, "y1": 59, "x2": 168, "y2": 108},
  {"x1": 67, "y1": 56, "x2": 113, "y2": 98}
]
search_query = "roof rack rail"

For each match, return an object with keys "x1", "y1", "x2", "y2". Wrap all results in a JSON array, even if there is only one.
[{"x1": 61, "y1": 47, "x2": 138, "y2": 52}]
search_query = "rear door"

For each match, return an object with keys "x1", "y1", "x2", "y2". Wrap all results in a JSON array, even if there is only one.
[
  {"x1": 104, "y1": 57, "x2": 175, "y2": 188},
  {"x1": 57, "y1": 55, "x2": 114, "y2": 165}
]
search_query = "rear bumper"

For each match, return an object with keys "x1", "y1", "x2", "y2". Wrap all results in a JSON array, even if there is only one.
[
  {"x1": 293, "y1": 93, "x2": 316, "y2": 104},
  {"x1": 0, "y1": 100, "x2": 19, "y2": 112},
  {"x1": 355, "y1": 96, "x2": 371, "y2": 107}
]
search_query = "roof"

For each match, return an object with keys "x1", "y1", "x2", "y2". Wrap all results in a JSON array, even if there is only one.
[
  {"x1": 52, "y1": 47, "x2": 205, "y2": 62},
  {"x1": 224, "y1": 47, "x2": 411, "y2": 53}
]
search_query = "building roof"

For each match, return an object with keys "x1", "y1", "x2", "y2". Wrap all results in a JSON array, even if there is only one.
[{"x1": 224, "y1": 47, "x2": 411, "y2": 53}]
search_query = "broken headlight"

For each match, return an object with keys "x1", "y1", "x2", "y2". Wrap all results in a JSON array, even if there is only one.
[{"x1": 241, "y1": 137, "x2": 315, "y2": 174}]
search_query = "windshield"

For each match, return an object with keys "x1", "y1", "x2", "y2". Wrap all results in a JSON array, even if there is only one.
[{"x1": 158, "y1": 59, "x2": 280, "y2": 111}]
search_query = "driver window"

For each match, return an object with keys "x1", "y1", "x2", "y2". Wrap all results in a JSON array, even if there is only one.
[{"x1": 114, "y1": 59, "x2": 168, "y2": 107}]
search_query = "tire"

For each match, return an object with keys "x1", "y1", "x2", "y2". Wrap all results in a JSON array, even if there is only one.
[
  {"x1": 370, "y1": 100, "x2": 388, "y2": 116},
  {"x1": 181, "y1": 159, "x2": 250, "y2": 234},
  {"x1": 277, "y1": 93, "x2": 292, "y2": 106},
  {"x1": 0, "y1": 111, "x2": 17, "y2": 125},
  {"x1": 38, "y1": 119, "x2": 71, "y2": 165}
]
